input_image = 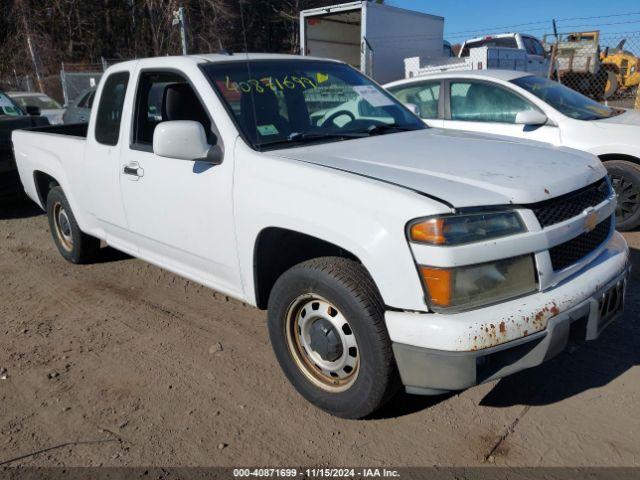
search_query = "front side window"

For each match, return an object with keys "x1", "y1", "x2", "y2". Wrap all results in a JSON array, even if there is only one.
[
  {"x1": 388, "y1": 81, "x2": 440, "y2": 119},
  {"x1": 132, "y1": 71, "x2": 212, "y2": 147},
  {"x1": 202, "y1": 60, "x2": 423, "y2": 150},
  {"x1": 78, "y1": 90, "x2": 95, "y2": 108},
  {"x1": 95, "y1": 72, "x2": 129, "y2": 146},
  {"x1": 511, "y1": 75, "x2": 621, "y2": 121},
  {"x1": 449, "y1": 81, "x2": 537, "y2": 123},
  {"x1": 0, "y1": 92, "x2": 25, "y2": 116}
]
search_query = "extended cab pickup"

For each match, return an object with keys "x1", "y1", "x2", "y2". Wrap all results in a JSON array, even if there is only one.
[{"x1": 12, "y1": 54, "x2": 630, "y2": 418}]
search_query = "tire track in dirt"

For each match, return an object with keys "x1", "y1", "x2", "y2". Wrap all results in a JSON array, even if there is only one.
[{"x1": 7, "y1": 209, "x2": 638, "y2": 466}]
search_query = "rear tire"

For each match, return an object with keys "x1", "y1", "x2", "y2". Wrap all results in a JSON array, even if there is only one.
[
  {"x1": 605, "y1": 160, "x2": 640, "y2": 231},
  {"x1": 267, "y1": 257, "x2": 400, "y2": 418},
  {"x1": 46, "y1": 186, "x2": 100, "y2": 263}
]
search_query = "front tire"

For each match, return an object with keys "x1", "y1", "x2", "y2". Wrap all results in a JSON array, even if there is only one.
[
  {"x1": 606, "y1": 160, "x2": 640, "y2": 231},
  {"x1": 46, "y1": 186, "x2": 100, "y2": 263},
  {"x1": 267, "y1": 257, "x2": 400, "y2": 418}
]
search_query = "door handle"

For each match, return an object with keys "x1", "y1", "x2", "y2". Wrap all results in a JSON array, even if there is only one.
[{"x1": 123, "y1": 162, "x2": 144, "y2": 178}]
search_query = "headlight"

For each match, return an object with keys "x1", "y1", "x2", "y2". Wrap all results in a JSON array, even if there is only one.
[
  {"x1": 420, "y1": 255, "x2": 537, "y2": 310},
  {"x1": 409, "y1": 211, "x2": 525, "y2": 245}
]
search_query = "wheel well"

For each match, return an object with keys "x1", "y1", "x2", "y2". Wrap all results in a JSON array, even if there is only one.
[
  {"x1": 253, "y1": 227, "x2": 359, "y2": 310},
  {"x1": 599, "y1": 154, "x2": 640, "y2": 165},
  {"x1": 33, "y1": 171, "x2": 59, "y2": 206}
]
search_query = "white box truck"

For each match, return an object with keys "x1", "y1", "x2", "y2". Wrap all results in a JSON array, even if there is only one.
[{"x1": 300, "y1": 1, "x2": 444, "y2": 84}]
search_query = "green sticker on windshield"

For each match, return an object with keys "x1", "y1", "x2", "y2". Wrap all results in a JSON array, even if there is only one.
[{"x1": 257, "y1": 124, "x2": 279, "y2": 136}]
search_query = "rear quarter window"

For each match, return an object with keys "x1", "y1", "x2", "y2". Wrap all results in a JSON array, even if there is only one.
[{"x1": 95, "y1": 72, "x2": 130, "y2": 146}]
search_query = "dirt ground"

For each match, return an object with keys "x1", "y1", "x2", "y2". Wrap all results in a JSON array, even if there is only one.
[{"x1": 0, "y1": 193, "x2": 638, "y2": 468}]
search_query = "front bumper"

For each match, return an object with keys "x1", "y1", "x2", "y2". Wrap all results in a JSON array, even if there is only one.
[{"x1": 388, "y1": 231, "x2": 630, "y2": 394}]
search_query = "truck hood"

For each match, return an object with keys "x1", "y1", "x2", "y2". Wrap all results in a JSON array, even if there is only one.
[{"x1": 268, "y1": 129, "x2": 606, "y2": 208}]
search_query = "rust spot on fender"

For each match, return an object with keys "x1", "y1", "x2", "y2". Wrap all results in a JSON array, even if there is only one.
[
  {"x1": 544, "y1": 188, "x2": 550, "y2": 194},
  {"x1": 499, "y1": 322, "x2": 506, "y2": 334}
]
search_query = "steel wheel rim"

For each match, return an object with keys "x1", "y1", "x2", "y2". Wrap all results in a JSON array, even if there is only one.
[
  {"x1": 285, "y1": 294, "x2": 359, "y2": 392},
  {"x1": 53, "y1": 202, "x2": 73, "y2": 252},
  {"x1": 611, "y1": 173, "x2": 640, "y2": 224}
]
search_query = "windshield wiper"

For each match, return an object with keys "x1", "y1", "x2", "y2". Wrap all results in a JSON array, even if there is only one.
[
  {"x1": 288, "y1": 131, "x2": 369, "y2": 141},
  {"x1": 360, "y1": 123, "x2": 420, "y2": 136},
  {"x1": 257, "y1": 131, "x2": 368, "y2": 149}
]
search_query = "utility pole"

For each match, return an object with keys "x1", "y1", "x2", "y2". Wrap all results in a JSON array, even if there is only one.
[
  {"x1": 173, "y1": 6, "x2": 188, "y2": 55},
  {"x1": 26, "y1": 34, "x2": 44, "y2": 92}
]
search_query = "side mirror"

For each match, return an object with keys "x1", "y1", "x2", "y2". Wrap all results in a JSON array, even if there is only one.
[
  {"x1": 26, "y1": 105, "x2": 41, "y2": 116},
  {"x1": 404, "y1": 102, "x2": 420, "y2": 116},
  {"x1": 153, "y1": 120, "x2": 222, "y2": 164},
  {"x1": 515, "y1": 110, "x2": 547, "y2": 126}
]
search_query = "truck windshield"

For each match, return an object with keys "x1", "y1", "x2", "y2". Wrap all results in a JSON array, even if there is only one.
[
  {"x1": 512, "y1": 75, "x2": 621, "y2": 121},
  {"x1": 13, "y1": 95, "x2": 62, "y2": 110},
  {"x1": 202, "y1": 60, "x2": 424, "y2": 150}
]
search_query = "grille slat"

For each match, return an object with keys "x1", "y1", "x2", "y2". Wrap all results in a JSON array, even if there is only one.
[
  {"x1": 532, "y1": 178, "x2": 610, "y2": 228},
  {"x1": 549, "y1": 217, "x2": 612, "y2": 271}
]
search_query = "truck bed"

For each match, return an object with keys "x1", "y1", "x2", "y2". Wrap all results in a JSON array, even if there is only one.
[
  {"x1": 23, "y1": 122, "x2": 88, "y2": 138},
  {"x1": 11, "y1": 124, "x2": 89, "y2": 208}
]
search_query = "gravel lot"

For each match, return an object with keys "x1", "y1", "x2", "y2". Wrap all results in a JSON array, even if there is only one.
[{"x1": 0, "y1": 193, "x2": 639, "y2": 468}]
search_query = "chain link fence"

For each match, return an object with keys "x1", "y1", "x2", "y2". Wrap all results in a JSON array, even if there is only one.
[
  {"x1": 544, "y1": 31, "x2": 640, "y2": 109},
  {"x1": 60, "y1": 59, "x2": 125, "y2": 105},
  {"x1": 60, "y1": 64, "x2": 103, "y2": 106}
]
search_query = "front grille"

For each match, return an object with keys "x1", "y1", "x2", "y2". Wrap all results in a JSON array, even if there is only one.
[
  {"x1": 532, "y1": 178, "x2": 610, "y2": 228},
  {"x1": 549, "y1": 216, "x2": 612, "y2": 271}
]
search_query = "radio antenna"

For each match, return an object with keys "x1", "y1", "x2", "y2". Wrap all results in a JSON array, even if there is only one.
[{"x1": 239, "y1": 0, "x2": 259, "y2": 142}]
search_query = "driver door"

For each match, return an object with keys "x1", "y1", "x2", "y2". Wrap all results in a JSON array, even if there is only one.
[{"x1": 118, "y1": 68, "x2": 242, "y2": 295}]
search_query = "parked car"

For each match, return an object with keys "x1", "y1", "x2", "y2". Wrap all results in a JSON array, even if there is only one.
[
  {"x1": 8, "y1": 91, "x2": 65, "y2": 125},
  {"x1": 0, "y1": 90, "x2": 49, "y2": 195},
  {"x1": 12, "y1": 54, "x2": 629, "y2": 418},
  {"x1": 386, "y1": 69, "x2": 640, "y2": 230},
  {"x1": 62, "y1": 87, "x2": 95, "y2": 124}
]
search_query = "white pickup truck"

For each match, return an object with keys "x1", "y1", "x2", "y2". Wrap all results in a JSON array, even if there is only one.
[
  {"x1": 408, "y1": 33, "x2": 550, "y2": 79},
  {"x1": 12, "y1": 53, "x2": 630, "y2": 418}
]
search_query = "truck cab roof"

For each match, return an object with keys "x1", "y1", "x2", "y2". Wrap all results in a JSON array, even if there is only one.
[{"x1": 111, "y1": 53, "x2": 341, "y2": 71}]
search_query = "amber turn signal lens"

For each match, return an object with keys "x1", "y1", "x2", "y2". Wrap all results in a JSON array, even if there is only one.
[
  {"x1": 410, "y1": 219, "x2": 445, "y2": 245},
  {"x1": 420, "y1": 266, "x2": 452, "y2": 307}
]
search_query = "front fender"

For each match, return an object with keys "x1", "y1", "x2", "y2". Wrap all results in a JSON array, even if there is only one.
[{"x1": 234, "y1": 143, "x2": 450, "y2": 311}]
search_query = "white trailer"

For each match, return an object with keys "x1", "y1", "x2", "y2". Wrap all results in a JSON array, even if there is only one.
[{"x1": 300, "y1": 1, "x2": 444, "y2": 84}]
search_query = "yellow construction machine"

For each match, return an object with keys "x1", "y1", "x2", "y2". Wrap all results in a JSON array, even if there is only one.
[{"x1": 600, "y1": 39, "x2": 640, "y2": 98}]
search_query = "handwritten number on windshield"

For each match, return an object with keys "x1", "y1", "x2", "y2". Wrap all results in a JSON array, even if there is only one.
[{"x1": 225, "y1": 75, "x2": 317, "y2": 94}]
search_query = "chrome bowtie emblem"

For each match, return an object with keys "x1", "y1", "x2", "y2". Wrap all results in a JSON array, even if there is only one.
[{"x1": 584, "y1": 208, "x2": 598, "y2": 232}]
